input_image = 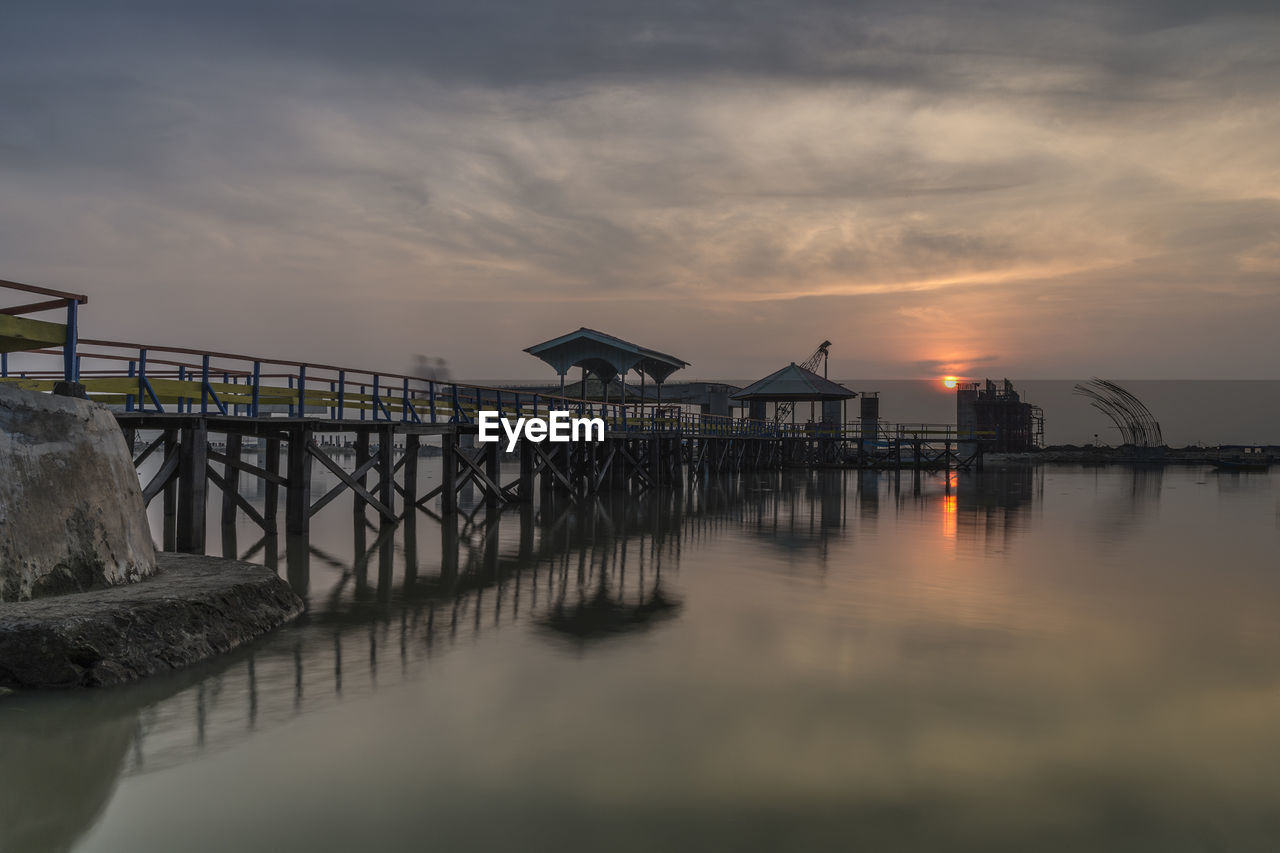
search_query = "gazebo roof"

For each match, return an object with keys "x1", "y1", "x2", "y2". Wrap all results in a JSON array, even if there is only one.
[
  {"x1": 730, "y1": 363, "x2": 856, "y2": 402},
  {"x1": 524, "y1": 327, "x2": 689, "y2": 384}
]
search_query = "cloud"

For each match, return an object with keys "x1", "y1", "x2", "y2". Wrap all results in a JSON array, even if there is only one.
[{"x1": 0, "y1": 0, "x2": 1278, "y2": 378}]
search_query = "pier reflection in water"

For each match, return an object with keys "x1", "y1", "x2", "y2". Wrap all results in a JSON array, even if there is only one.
[{"x1": 4, "y1": 464, "x2": 1280, "y2": 852}]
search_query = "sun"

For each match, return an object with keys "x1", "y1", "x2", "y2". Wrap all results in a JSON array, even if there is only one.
[{"x1": 942, "y1": 376, "x2": 959, "y2": 389}]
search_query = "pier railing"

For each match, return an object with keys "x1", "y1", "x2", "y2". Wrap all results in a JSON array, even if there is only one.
[
  {"x1": 2, "y1": 336, "x2": 981, "y2": 441},
  {"x1": 0, "y1": 279, "x2": 977, "y2": 441},
  {"x1": 0, "y1": 279, "x2": 86, "y2": 385}
]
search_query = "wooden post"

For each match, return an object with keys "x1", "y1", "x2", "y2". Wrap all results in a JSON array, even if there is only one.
[
  {"x1": 403, "y1": 433, "x2": 420, "y2": 514},
  {"x1": 285, "y1": 426, "x2": 311, "y2": 536},
  {"x1": 264, "y1": 438, "x2": 280, "y2": 534},
  {"x1": 484, "y1": 439, "x2": 500, "y2": 509},
  {"x1": 440, "y1": 431, "x2": 457, "y2": 515},
  {"x1": 162, "y1": 429, "x2": 178, "y2": 551},
  {"x1": 518, "y1": 439, "x2": 535, "y2": 502},
  {"x1": 378, "y1": 426, "x2": 395, "y2": 516},
  {"x1": 176, "y1": 420, "x2": 209, "y2": 553},
  {"x1": 354, "y1": 431, "x2": 370, "y2": 517},
  {"x1": 221, "y1": 432, "x2": 242, "y2": 529}
]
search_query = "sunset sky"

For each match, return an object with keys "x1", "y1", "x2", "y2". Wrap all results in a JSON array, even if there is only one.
[{"x1": 3, "y1": 1, "x2": 1277, "y2": 380}]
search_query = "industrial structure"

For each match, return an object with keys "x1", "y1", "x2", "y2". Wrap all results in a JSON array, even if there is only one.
[{"x1": 956, "y1": 379, "x2": 1044, "y2": 452}]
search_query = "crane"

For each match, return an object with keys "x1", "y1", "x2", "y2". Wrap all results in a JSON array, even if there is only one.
[{"x1": 773, "y1": 340, "x2": 831, "y2": 424}]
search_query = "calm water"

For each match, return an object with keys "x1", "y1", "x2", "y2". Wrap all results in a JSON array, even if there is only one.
[{"x1": 4, "y1": 462, "x2": 1280, "y2": 852}]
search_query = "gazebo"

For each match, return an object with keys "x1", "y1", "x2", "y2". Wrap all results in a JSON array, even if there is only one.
[
  {"x1": 731, "y1": 362, "x2": 856, "y2": 425},
  {"x1": 524, "y1": 328, "x2": 688, "y2": 406}
]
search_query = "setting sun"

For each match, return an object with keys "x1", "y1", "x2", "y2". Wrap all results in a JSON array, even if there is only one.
[{"x1": 942, "y1": 376, "x2": 959, "y2": 389}]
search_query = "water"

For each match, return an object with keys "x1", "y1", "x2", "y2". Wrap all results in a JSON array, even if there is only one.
[{"x1": 4, "y1": 463, "x2": 1280, "y2": 852}]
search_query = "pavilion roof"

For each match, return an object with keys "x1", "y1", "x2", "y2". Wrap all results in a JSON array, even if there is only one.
[
  {"x1": 730, "y1": 363, "x2": 856, "y2": 402},
  {"x1": 524, "y1": 327, "x2": 689, "y2": 384}
]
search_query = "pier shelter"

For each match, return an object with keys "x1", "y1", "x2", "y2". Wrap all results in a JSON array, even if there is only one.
[
  {"x1": 524, "y1": 328, "x2": 688, "y2": 406},
  {"x1": 731, "y1": 363, "x2": 856, "y2": 425}
]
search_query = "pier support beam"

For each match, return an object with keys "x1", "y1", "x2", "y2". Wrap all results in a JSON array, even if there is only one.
[
  {"x1": 378, "y1": 426, "x2": 395, "y2": 517},
  {"x1": 285, "y1": 426, "x2": 312, "y2": 536},
  {"x1": 263, "y1": 438, "x2": 280, "y2": 534},
  {"x1": 440, "y1": 432, "x2": 457, "y2": 516},
  {"x1": 162, "y1": 429, "x2": 178, "y2": 551},
  {"x1": 518, "y1": 439, "x2": 535, "y2": 502},
  {"x1": 354, "y1": 431, "x2": 370, "y2": 517},
  {"x1": 402, "y1": 434, "x2": 419, "y2": 518},
  {"x1": 221, "y1": 433, "x2": 242, "y2": 529},
  {"x1": 484, "y1": 440, "x2": 501, "y2": 510},
  {"x1": 176, "y1": 420, "x2": 208, "y2": 554}
]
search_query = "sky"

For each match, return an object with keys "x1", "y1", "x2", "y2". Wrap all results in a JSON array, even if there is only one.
[{"x1": 2, "y1": 0, "x2": 1278, "y2": 381}]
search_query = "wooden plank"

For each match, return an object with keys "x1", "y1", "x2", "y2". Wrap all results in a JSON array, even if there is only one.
[
  {"x1": 454, "y1": 446, "x2": 508, "y2": 501},
  {"x1": 132, "y1": 433, "x2": 165, "y2": 469},
  {"x1": 206, "y1": 464, "x2": 268, "y2": 531},
  {"x1": 0, "y1": 313, "x2": 67, "y2": 354},
  {"x1": 0, "y1": 278, "x2": 86, "y2": 302},
  {"x1": 141, "y1": 450, "x2": 179, "y2": 505},
  {"x1": 533, "y1": 442, "x2": 575, "y2": 492},
  {"x1": 207, "y1": 446, "x2": 288, "y2": 486},
  {"x1": 0, "y1": 298, "x2": 71, "y2": 316}
]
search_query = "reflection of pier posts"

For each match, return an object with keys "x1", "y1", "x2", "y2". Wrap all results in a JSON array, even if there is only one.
[
  {"x1": 402, "y1": 506, "x2": 418, "y2": 591},
  {"x1": 440, "y1": 519, "x2": 458, "y2": 590},
  {"x1": 518, "y1": 501, "x2": 535, "y2": 562},
  {"x1": 285, "y1": 533, "x2": 309, "y2": 597},
  {"x1": 377, "y1": 521, "x2": 395, "y2": 603}
]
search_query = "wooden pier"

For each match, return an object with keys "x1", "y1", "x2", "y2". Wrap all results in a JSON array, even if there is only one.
[{"x1": 1, "y1": 278, "x2": 981, "y2": 556}]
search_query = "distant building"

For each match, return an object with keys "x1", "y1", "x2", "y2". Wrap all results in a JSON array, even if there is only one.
[{"x1": 957, "y1": 379, "x2": 1043, "y2": 452}]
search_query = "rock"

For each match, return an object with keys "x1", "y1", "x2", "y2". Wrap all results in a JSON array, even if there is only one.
[
  {"x1": 0, "y1": 383, "x2": 156, "y2": 602},
  {"x1": 0, "y1": 553, "x2": 304, "y2": 689}
]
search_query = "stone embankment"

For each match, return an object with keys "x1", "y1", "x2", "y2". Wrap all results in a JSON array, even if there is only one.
[{"x1": 0, "y1": 384, "x2": 303, "y2": 689}]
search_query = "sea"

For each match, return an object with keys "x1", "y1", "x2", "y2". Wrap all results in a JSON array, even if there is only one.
[{"x1": 3, "y1": 453, "x2": 1279, "y2": 852}]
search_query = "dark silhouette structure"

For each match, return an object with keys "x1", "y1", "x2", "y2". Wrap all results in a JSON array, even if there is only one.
[{"x1": 956, "y1": 379, "x2": 1043, "y2": 452}]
